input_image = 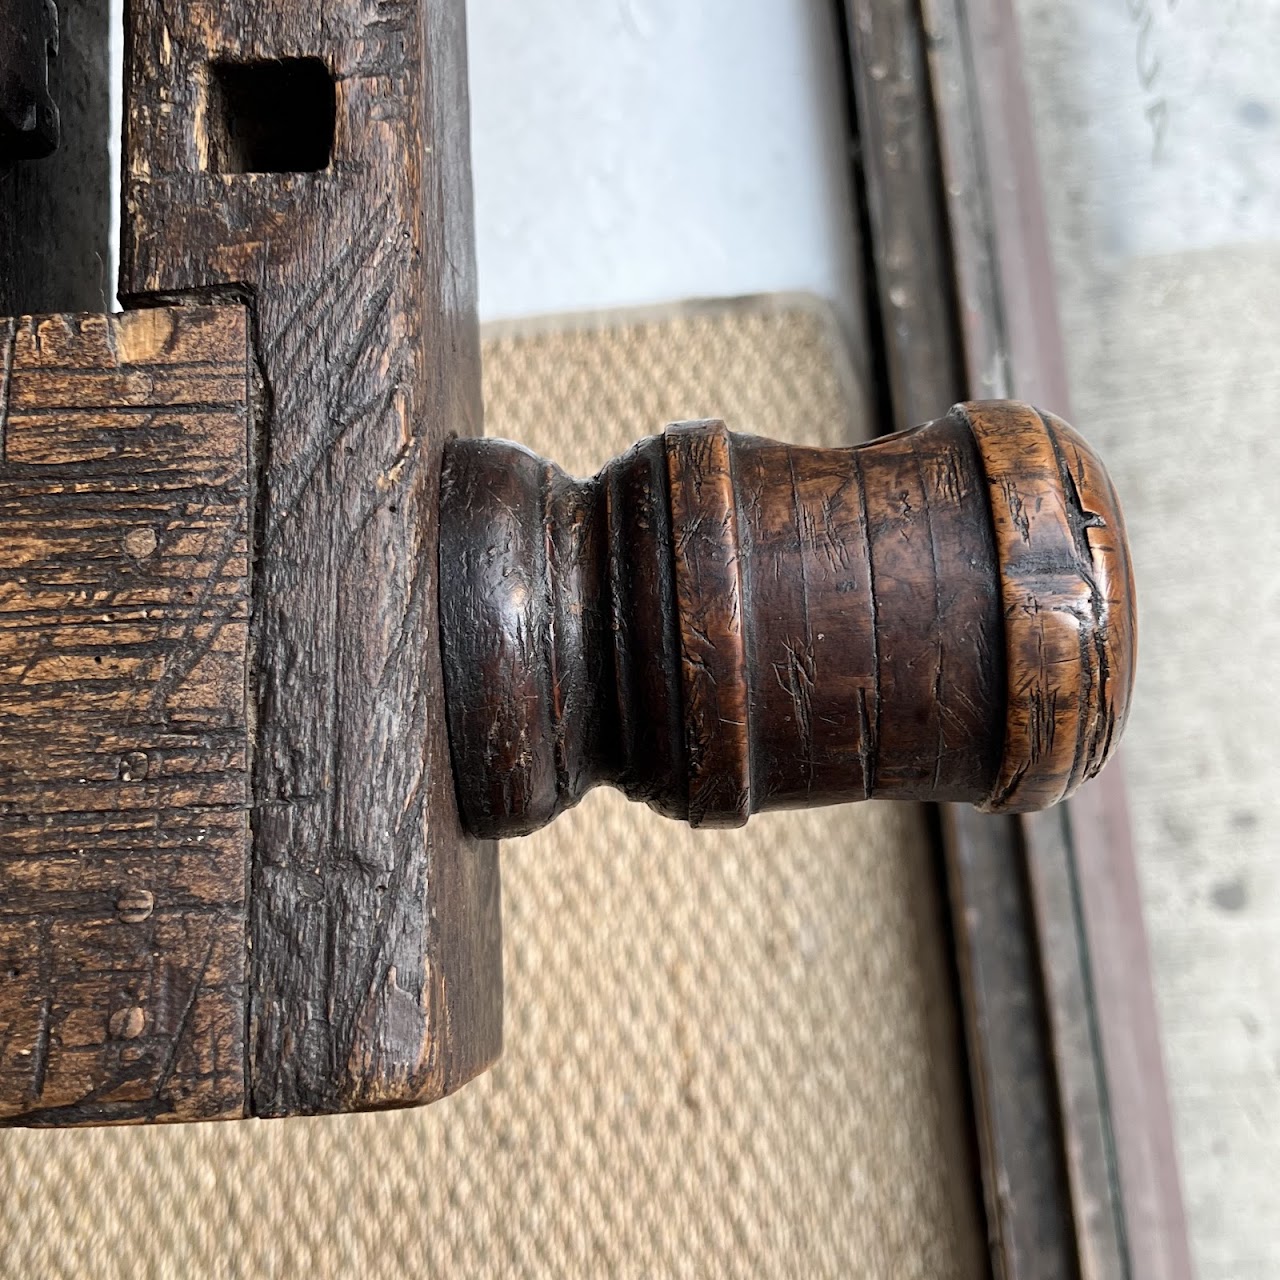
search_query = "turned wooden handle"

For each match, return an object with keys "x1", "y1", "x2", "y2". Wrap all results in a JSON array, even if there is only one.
[{"x1": 440, "y1": 401, "x2": 1136, "y2": 839}]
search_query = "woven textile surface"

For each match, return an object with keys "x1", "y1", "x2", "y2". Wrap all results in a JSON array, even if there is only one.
[{"x1": 0, "y1": 300, "x2": 982, "y2": 1279}]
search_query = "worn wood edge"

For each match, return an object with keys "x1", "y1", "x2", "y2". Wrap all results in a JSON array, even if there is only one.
[
  {"x1": 959, "y1": 401, "x2": 1137, "y2": 817},
  {"x1": 664, "y1": 421, "x2": 751, "y2": 828}
]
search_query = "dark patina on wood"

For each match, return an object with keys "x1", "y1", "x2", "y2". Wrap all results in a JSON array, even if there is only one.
[
  {"x1": 119, "y1": 0, "x2": 500, "y2": 1117},
  {"x1": 440, "y1": 401, "x2": 1135, "y2": 839},
  {"x1": 0, "y1": 0, "x2": 60, "y2": 161},
  {"x1": 0, "y1": 305, "x2": 251, "y2": 1124}
]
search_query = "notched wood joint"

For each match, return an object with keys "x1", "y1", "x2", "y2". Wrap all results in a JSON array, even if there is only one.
[{"x1": 200, "y1": 58, "x2": 336, "y2": 175}]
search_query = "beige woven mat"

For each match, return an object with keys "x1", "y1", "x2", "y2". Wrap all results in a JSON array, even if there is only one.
[{"x1": 0, "y1": 299, "x2": 983, "y2": 1279}]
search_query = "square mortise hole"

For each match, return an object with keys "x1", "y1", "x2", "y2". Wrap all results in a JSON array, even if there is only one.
[{"x1": 206, "y1": 58, "x2": 335, "y2": 174}]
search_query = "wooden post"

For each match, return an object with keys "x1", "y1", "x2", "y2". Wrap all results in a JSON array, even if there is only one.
[{"x1": 122, "y1": 0, "x2": 499, "y2": 1118}]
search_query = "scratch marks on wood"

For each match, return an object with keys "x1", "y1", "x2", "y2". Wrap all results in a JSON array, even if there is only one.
[
  {"x1": 0, "y1": 316, "x2": 15, "y2": 457},
  {"x1": 666, "y1": 421, "x2": 751, "y2": 828},
  {"x1": 119, "y1": 0, "x2": 500, "y2": 1116},
  {"x1": 29, "y1": 994, "x2": 51, "y2": 1102},
  {"x1": 963, "y1": 401, "x2": 1136, "y2": 813},
  {"x1": 862, "y1": 412, "x2": 1002, "y2": 802},
  {"x1": 0, "y1": 305, "x2": 251, "y2": 1125},
  {"x1": 441, "y1": 401, "x2": 1132, "y2": 837},
  {"x1": 445, "y1": 406, "x2": 1017, "y2": 833}
]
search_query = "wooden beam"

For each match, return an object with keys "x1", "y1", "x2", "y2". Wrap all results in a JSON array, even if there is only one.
[{"x1": 119, "y1": 0, "x2": 501, "y2": 1116}]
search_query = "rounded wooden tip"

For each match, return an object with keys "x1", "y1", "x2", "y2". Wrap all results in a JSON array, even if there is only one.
[
  {"x1": 440, "y1": 401, "x2": 1136, "y2": 838},
  {"x1": 959, "y1": 401, "x2": 1137, "y2": 812}
]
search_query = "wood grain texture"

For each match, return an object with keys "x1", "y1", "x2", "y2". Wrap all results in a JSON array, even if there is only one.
[
  {"x1": 0, "y1": 305, "x2": 250, "y2": 1125},
  {"x1": 119, "y1": 0, "x2": 501, "y2": 1116},
  {"x1": 964, "y1": 401, "x2": 1136, "y2": 813},
  {"x1": 664, "y1": 422, "x2": 752, "y2": 828},
  {"x1": 440, "y1": 402, "x2": 1132, "y2": 839},
  {"x1": 731, "y1": 432, "x2": 879, "y2": 809},
  {"x1": 856, "y1": 414, "x2": 1003, "y2": 803}
]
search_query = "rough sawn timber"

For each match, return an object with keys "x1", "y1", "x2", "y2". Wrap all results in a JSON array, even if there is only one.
[
  {"x1": 119, "y1": 0, "x2": 501, "y2": 1116},
  {"x1": 0, "y1": 305, "x2": 251, "y2": 1125}
]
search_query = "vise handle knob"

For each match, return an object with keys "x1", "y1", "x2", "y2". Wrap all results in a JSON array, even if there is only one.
[{"x1": 440, "y1": 401, "x2": 1136, "y2": 839}]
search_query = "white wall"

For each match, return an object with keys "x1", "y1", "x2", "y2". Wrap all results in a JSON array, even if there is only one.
[{"x1": 466, "y1": 0, "x2": 860, "y2": 331}]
